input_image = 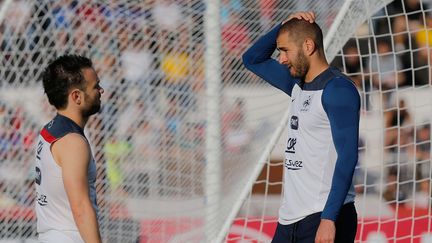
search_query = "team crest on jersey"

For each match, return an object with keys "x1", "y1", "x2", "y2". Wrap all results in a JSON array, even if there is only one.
[{"x1": 300, "y1": 95, "x2": 313, "y2": 112}]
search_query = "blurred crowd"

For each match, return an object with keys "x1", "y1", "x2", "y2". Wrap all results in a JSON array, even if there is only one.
[
  {"x1": 0, "y1": 0, "x2": 259, "y2": 209},
  {"x1": 0, "y1": 0, "x2": 431, "y2": 234},
  {"x1": 0, "y1": 1, "x2": 256, "y2": 238},
  {"x1": 331, "y1": 0, "x2": 432, "y2": 209}
]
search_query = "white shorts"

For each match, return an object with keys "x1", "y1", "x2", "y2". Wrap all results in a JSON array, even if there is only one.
[{"x1": 38, "y1": 230, "x2": 84, "y2": 243}]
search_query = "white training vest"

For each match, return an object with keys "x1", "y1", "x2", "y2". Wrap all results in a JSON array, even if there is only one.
[
  {"x1": 278, "y1": 84, "x2": 353, "y2": 225},
  {"x1": 35, "y1": 115, "x2": 98, "y2": 234}
]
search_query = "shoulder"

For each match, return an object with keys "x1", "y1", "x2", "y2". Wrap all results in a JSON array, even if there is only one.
[
  {"x1": 54, "y1": 133, "x2": 88, "y2": 148},
  {"x1": 291, "y1": 83, "x2": 302, "y2": 97},
  {"x1": 303, "y1": 67, "x2": 352, "y2": 91},
  {"x1": 52, "y1": 133, "x2": 90, "y2": 165},
  {"x1": 42, "y1": 115, "x2": 84, "y2": 143},
  {"x1": 324, "y1": 68, "x2": 358, "y2": 96},
  {"x1": 322, "y1": 69, "x2": 360, "y2": 109}
]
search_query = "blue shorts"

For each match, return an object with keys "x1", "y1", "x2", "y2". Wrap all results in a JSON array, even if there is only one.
[{"x1": 272, "y1": 202, "x2": 357, "y2": 243}]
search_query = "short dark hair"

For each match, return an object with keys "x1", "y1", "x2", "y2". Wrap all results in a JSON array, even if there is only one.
[
  {"x1": 279, "y1": 18, "x2": 324, "y2": 51},
  {"x1": 42, "y1": 55, "x2": 93, "y2": 109}
]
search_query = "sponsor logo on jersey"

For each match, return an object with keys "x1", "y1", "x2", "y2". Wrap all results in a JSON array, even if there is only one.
[
  {"x1": 284, "y1": 137, "x2": 302, "y2": 170},
  {"x1": 290, "y1": 116, "x2": 298, "y2": 130},
  {"x1": 35, "y1": 167, "x2": 41, "y2": 185},
  {"x1": 285, "y1": 137, "x2": 296, "y2": 154},
  {"x1": 36, "y1": 141, "x2": 43, "y2": 160},
  {"x1": 284, "y1": 159, "x2": 303, "y2": 170},
  {"x1": 47, "y1": 120, "x2": 54, "y2": 129},
  {"x1": 36, "y1": 192, "x2": 48, "y2": 206},
  {"x1": 301, "y1": 95, "x2": 313, "y2": 112}
]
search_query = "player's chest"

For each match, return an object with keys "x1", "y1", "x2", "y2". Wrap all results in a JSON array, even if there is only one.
[{"x1": 289, "y1": 91, "x2": 328, "y2": 130}]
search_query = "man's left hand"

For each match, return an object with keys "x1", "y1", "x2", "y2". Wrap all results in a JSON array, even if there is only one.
[{"x1": 315, "y1": 219, "x2": 336, "y2": 243}]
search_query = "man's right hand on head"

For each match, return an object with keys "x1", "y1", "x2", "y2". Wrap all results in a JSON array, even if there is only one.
[{"x1": 283, "y1": 11, "x2": 316, "y2": 24}]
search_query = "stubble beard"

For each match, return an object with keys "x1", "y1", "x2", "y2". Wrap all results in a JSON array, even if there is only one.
[
  {"x1": 291, "y1": 50, "x2": 309, "y2": 79},
  {"x1": 82, "y1": 94, "x2": 101, "y2": 118}
]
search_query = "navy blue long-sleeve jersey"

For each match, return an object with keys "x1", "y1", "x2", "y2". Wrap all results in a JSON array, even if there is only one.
[{"x1": 243, "y1": 24, "x2": 360, "y2": 224}]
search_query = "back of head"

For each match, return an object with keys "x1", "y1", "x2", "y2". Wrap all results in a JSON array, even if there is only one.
[
  {"x1": 42, "y1": 55, "x2": 93, "y2": 110},
  {"x1": 279, "y1": 18, "x2": 324, "y2": 52}
]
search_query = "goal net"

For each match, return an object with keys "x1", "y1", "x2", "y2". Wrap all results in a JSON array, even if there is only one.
[{"x1": 0, "y1": 0, "x2": 430, "y2": 242}]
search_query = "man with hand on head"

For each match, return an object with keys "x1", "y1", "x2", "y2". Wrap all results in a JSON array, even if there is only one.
[{"x1": 243, "y1": 12, "x2": 359, "y2": 243}]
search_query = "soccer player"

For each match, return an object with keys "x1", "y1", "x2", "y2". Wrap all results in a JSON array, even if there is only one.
[
  {"x1": 243, "y1": 12, "x2": 360, "y2": 243},
  {"x1": 35, "y1": 55, "x2": 104, "y2": 243}
]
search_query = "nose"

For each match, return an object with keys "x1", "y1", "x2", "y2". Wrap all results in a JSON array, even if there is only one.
[{"x1": 99, "y1": 87, "x2": 104, "y2": 94}]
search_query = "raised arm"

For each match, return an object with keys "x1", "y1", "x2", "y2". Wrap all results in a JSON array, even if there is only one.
[
  {"x1": 242, "y1": 12, "x2": 316, "y2": 96},
  {"x1": 242, "y1": 24, "x2": 297, "y2": 96},
  {"x1": 53, "y1": 133, "x2": 102, "y2": 243}
]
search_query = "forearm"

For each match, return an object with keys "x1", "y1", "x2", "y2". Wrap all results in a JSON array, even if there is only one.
[
  {"x1": 242, "y1": 24, "x2": 296, "y2": 95},
  {"x1": 71, "y1": 200, "x2": 102, "y2": 243},
  {"x1": 321, "y1": 150, "x2": 357, "y2": 221},
  {"x1": 242, "y1": 24, "x2": 280, "y2": 65},
  {"x1": 322, "y1": 121, "x2": 359, "y2": 221}
]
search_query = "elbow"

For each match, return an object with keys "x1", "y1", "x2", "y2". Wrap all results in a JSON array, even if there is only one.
[
  {"x1": 242, "y1": 52, "x2": 253, "y2": 69},
  {"x1": 71, "y1": 207, "x2": 85, "y2": 225},
  {"x1": 343, "y1": 155, "x2": 358, "y2": 171},
  {"x1": 70, "y1": 200, "x2": 92, "y2": 224},
  {"x1": 335, "y1": 155, "x2": 358, "y2": 177}
]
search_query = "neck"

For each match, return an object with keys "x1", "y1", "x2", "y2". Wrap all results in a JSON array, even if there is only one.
[
  {"x1": 304, "y1": 58, "x2": 330, "y2": 83},
  {"x1": 57, "y1": 109, "x2": 87, "y2": 129}
]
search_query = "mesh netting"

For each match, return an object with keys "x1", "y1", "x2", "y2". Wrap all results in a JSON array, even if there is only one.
[{"x1": 0, "y1": 0, "x2": 431, "y2": 242}]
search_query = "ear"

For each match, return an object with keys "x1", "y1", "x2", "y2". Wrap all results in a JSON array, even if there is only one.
[
  {"x1": 70, "y1": 89, "x2": 82, "y2": 105},
  {"x1": 303, "y1": 38, "x2": 316, "y2": 56}
]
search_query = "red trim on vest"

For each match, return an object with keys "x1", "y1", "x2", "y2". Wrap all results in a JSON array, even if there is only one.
[{"x1": 40, "y1": 128, "x2": 56, "y2": 143}]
